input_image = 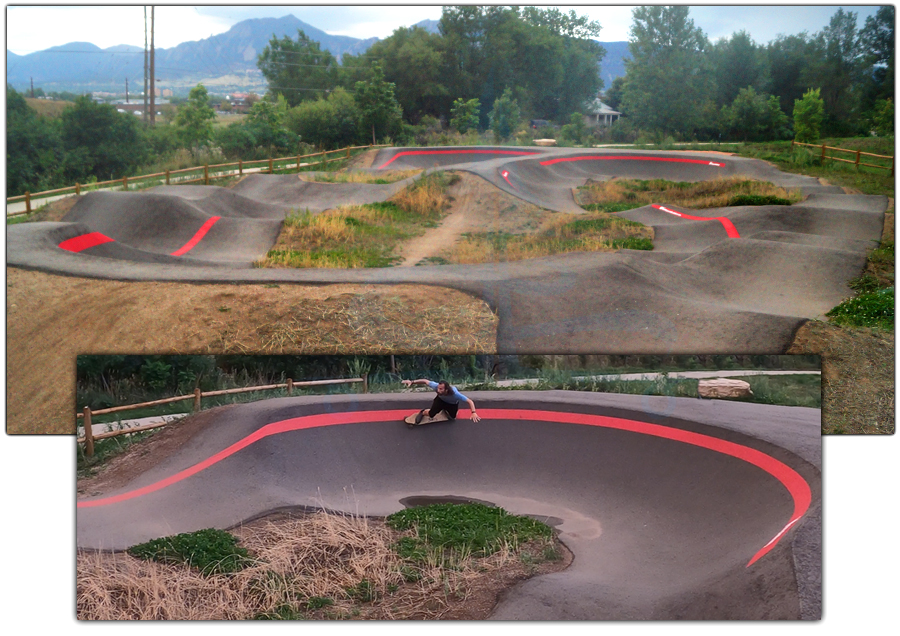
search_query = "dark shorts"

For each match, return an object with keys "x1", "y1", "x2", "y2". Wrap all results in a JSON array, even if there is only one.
[{"x1": 429, "y1": 396, "x2": 459, "y2": 419}]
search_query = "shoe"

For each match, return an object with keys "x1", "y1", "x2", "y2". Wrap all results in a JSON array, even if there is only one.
[{"x1": 414, "y1": 410, "x2": 425, "y2": 425}]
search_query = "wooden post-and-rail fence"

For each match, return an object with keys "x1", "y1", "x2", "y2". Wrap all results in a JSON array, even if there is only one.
[
  {"x1": 791, "y1": 140, "x2": 894, "y2": 175},
  {"x1": 77, "y1": 376, "x2": 368, "y2": 457},
  {"x1": 7, "y1": 144, "x2": 387, "y2": 217}
]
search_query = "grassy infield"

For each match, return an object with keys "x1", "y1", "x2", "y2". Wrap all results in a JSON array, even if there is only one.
[{"x1": 78, "y1": 503, "x2": 560, "y2": 620}]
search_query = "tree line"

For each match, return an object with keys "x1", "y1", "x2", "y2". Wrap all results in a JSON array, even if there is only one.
[
  {"x1": 7, "y1": 6, "x2": 893, "y2": 199},
  {"x1": 605, "y1": 6, "x2": 893, "y2": 142}
]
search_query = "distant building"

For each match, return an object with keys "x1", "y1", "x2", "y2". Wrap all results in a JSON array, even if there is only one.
[{"x1": 584, "y1": 98, "x2": 621, "y2": 127}]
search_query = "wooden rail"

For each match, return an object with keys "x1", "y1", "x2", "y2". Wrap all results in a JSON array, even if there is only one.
[
  {"x1": 77, "y1": 376, "x2": 368, "y2": 454},
  {"x1": 792, "y1": 140, "x2": 894, "y2": 175},
  {"x1": 7, "y1": 144, "x2": 387, "y2": 216}
]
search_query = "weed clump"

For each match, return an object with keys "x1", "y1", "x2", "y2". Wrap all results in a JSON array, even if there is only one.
[
  {"x1": 826, "y1": 286, "x2": 894, "y2": 331},
  {"x1": 127, "y1": 528, "x2": 253, "y2": 575}
]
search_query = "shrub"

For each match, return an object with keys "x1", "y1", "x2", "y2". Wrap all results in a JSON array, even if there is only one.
[{"x1": 793, "y1": 88, "x2": 825, "y2": 144}]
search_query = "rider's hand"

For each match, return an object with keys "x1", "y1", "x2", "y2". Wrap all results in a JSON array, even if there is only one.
[
  {"x1": 401, "y1": 379, "x2": 412, "y2": 387},
  {"x1": 470, "y1": 412, "x2": 481, "y2": 422}
]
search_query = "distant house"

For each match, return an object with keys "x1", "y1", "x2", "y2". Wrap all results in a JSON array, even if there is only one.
[{"x1": 584, "y1": 98, "x2": 621, "y2": 127}]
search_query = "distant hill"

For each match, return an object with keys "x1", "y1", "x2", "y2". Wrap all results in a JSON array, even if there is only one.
[
  {"x1": 6, "y1": 15, "x2": 377, "y2": 93},
  {"x1": 6, "y1": 18, "x2": 630, "y2": 95}
]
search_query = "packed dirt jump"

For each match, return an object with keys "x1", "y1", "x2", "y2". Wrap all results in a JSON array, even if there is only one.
[
  {"x1": 76, "y1": 391, "x2": 822, "y2": 620},
  {"x1": 7, "y1": 147, "x2": 887, "y2": 353}
]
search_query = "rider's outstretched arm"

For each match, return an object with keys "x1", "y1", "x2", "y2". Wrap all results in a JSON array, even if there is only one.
[
  {"x1": 466, "y1": 398, "x2": 481, "y2": 422},
  {"x1": 402, "y1": 378, "x2": 432, "y2": 387}
]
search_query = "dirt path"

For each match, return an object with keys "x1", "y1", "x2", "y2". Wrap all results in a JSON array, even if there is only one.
[
  {"x1": 396, "y1": 172, "x2": 549, "y2": 266},
  {"x1": 6, "y1": 267, "x2": 497, "y2": 434}
]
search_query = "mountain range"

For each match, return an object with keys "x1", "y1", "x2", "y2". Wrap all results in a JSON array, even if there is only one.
[{"x1": 6, "y1": 14, "x2": 629, "y2": 95}]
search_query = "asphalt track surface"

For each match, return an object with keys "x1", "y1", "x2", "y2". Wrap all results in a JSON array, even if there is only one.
[
  {"x1": 8, "y1": 147, "x2": 887, "y2": 353},
  {"x1": 76, "y1": 391, "x2": 821, "y2": 620}
]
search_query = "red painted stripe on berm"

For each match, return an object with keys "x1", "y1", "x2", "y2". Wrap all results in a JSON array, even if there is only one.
[
  {"x1": 540, "y1": 155, "x2": 725, "y2": 168},
  {"x1": 58, "y1": 232, "x2": 115, "y2": 253},
  {"x1": 171, "y1": 216, "x2": 222, "y2": 256},
  {"x1": 76, "y1": 408, "x2": 809, "y2": 567},
  {"x1": 379, "y1": 149, "x2": 539, "y2": 169},
  {"x1": 653, "y1": 204, "x2": 741, "y2": 238}
]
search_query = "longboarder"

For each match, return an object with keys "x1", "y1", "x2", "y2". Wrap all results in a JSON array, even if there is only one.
[{"x1": 401, "y1": 378, "x2": 482, "y2": 425}]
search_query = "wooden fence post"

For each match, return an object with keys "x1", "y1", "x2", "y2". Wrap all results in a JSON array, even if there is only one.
[
  {"x1": 287, "y1": 378, "x2": 293, "y2": 396},
  {"x1": 790, "y1": 140, "x2": 794, "y2": 152},
  {"x1": 75, "y1": 183, "x2": 81, "y2": 195},
  {"x1": 362, "y1": 373, "x2": 369, "y2": 394},
  {"x1": 346, "y1": 146, "x2": 351, "y2": 159},
  {"x1": 322, "y1": 151, "x2": 327, "y2": 169},
  {"x1": 297, "y1": 155, "x2": 301, "y2": 173},
  {"x1": 25, "y1": 191, "x2": 31, "y2": 214},
  {"x1": 821, "y1": 144, "x2": 826, "y2": 161},
  {"x1": 239, "y1": 159, "x2": 243, "y2": 176},
  {"x1": 165, "y1": 169, "x2": 170, "y2": 185},
  {"x1": 269, "y1": 158, "x2": 274, "y2": 174},
  {"x1": 83, "y1": 407, "x2": 94, "y2": 458},
  {"x1": 193, "y1": 388, "x2": 202, "y2": 413},
  {"x1": 123, "y1": 176, "x2": 128, "y2": 191},
  {"x1": 856, "y1": 150, "x2": 861, "y2": 168},
  {"x1": 204, "y1": 164, "x2": 209, "y2": 185}
]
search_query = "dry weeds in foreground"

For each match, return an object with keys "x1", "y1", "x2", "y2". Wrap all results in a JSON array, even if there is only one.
[
  {"x1": 576, "y1": 176, "x2": 802, "y2": 210},
  {"x1": 77, "y1": 512, "x2": 570, "y2": 620}
]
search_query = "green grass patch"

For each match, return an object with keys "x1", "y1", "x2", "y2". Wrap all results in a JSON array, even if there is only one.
[
  {"x1": 127, "y1": 528, "x2": 254, "y2": 575},
  {"x1": 725, "y1": 374, "x2": 822, "y2": 409},
  {"x1": 387, "y1": 503, "x2": 552, "y2": 563},
  {"x1": 826, "y1": 286, "x2": 894, "y2": 330},
  {"x1": 727, "y1": 194, "x2": 794, "y2": 206}
]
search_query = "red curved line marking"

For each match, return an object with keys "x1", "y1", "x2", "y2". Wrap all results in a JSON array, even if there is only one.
[
  {"x1": 652, "y1": 204, "x2": 740, "y2": 238},
  {"x1": 58, "y1": 232, "x2": 115, "y2": 253},
  {"x1": 540, "y1": 155, "x2": 725, "y2": 168},
  {"x1": 171, "y1": 216, "x2": 221, "y2": 256},
  {"x1": 77, "y1": 408, "x2": 810, "y2": 567},
  {"x1": 500, "y1": 169, "x2": 515, "y2": 188},
  {"x1": 378, "y1": 149, "x2": 539, "y2": 169}
]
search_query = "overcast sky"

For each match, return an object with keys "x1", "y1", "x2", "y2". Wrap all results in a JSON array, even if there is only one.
[{"x1": 4, "y1": 4, "x2": 884, "y2": 56}]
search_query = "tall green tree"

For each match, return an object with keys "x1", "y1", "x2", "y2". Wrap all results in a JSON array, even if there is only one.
[
  {"x1": 450, "y1": 97, "x2": 481, "y2": 133},
  {"x1": 620, "y1": 6, "x2": 714, "y2": 136},
  {"x1": 488, "y1": 88, "x2": 521, "y2": 140},
  {"x1": 354, "y1": 65, "x2": 403, "y2": 144},
  {"x1": 285, "y1": 88, "x2": 363, "y2": 149},
  {"x1": 793, "y1": 88, "x2": 825, "y2": 143},
  {"x1": 257, "y1": 30, "x2": 339, "y2": 107},
  {"x1": 173, "y1": 84, "x2": 216, "y2": 150},
  {"x1": 361, "y1": 26, "x2": 448, "y2": 123},
  {"x1": 859, "y1": 6, "x2": 895, "y2": 109},
  {"x1": 709, "y1": 31, "x2": 770, "y2": 107},
  {"x1": 60, "y1": 95, "x2": 147, "y2": 182},
  {"x1": 766, "y1": 33, "x2": 817, "y2": 114},
  {"x1": 721, "y1": 87, "x2": 790, "y2": 141},
  {"x1": 6, "y1": 86, "x2": 63, "y2": 196},
  {"x1": 806, "y1": 8, "x2": 864, "y2": 131}
]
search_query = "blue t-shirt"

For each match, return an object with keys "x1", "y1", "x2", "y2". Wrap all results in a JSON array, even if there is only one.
[{"x1": 427, "y1": 381, "x2": 469, "y2": 405}]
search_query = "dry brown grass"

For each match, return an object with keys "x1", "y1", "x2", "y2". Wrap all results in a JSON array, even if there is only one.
[
  {"x1": 390, "y1": 171, "x2": 459, "y2": 216},
  {"x1": 576, "y1": 176, "x2": 802, "y2": 210},
  {"x1": 448, "y1": 214, "x2": 654, "y2": 264},
  {"x1": 77, "y1": 511, "x2": 570, "y2": 620},
  {"x1": 309, "y1": 169, "x2": 423, "y2": 184}
]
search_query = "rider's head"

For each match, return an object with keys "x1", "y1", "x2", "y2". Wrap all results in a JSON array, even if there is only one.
[{"x1": 437, "y1": 381, "x2": 452, "y2": 396}]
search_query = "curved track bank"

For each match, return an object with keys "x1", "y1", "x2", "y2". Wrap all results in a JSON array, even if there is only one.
[
  {"x1": 77, "y1": 391, "x2": 822, "y2": 620},
  {"x1": 8, "y1": 147, "x2": 887, "y2": 353}
]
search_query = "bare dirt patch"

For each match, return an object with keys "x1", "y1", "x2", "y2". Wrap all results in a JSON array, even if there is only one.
[
  {"x1": 6, "y1": 267, "x2": 497, "y2": 434},
  {"x1": 398, "y1": 171, "x2": 551, "y2": 266}
]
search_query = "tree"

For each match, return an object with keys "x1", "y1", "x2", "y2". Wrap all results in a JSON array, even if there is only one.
[
  {"x1": 354, "y1": 64, "x2": 403, "y2": 144},
  {"x1": 59, "y1": 94, "x2": 146, "y2": 182},
  {"x1": 286, "y1": 88, "x2": 362, "y2": 149},
  {"x1": 766, "y1": 33, "x2": 817, "y2": 114},
  {"x1": 793, "y1": 88, "x2": 825, "y2": 143},
  {"x1": 709, "y1": 31, "x2": 770, "y2": 107},
  {"x1": 873, "y1": 98, "x2": 894, "y2": 137},
  {"x1": 559, "y1": 112, "x2": 588, "y2": 145},
  {"x1": 488, "y1": 88, "x2": 521, "y2": 140},
  {"x1": 859, "y1": 6, "x2": 895, "y2": 111},
  {"x1": 6, "y1": 86, "x2": 63, "y2": 195},
  {"x1": 621, "y1": 6, "x2": 714, "y2": 136},
  {"x1": 361, "y1": 26, "x2": 448, "y2": 123},
  {"x1": 174, "y1": 84, "x2": 216, "y2": 150},
  {"x1": 721, "y1": 87, "x2": 790, "y2": 141},
  {"x1": 450, "y1": 97, "x2": 480, "y2": 133},
  {"x1": 244, "y1": 96, "x2": 294, "y2": 152},
  {"x1": 805, "y1": 8, "x2": 864, "y2": 132},
  {"x1": 604, "y1": 76, "x2": 626, "y2": 111},
  {"x1": 257, "y1": 30, "x2": 339, "y2": 107}
]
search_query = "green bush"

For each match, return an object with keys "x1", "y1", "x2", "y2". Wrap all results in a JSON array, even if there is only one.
[
  {"x1": 793, "y1": 88, "x2": 825, "y2": 144},
  {"x1": 728, "y1": 194, "x2": 794, "y2": 206},
  {"x1": 127, "y1": 528, "x2": 254, "y2": 575},
  {"x1": 826, "y1": 286, "x2": 894, "y2": 330}
]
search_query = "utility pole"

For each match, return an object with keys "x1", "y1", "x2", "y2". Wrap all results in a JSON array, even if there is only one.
[
  {"x1": 126, "y1": 78, "x2": 129, "y2": 103},
  {"x1": 149, "y1": 6, "x2": 155, "y2": 125},
  {"x1": 30, "y1": 77, "x2": 34, "y2": 98},
  {"x1": 143, "y1": 7, "x2": 148, "y2": 123}
]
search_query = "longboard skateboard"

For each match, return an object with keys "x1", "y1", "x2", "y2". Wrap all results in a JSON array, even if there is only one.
[{"x1": 404, "y1": 410, "x2": 451, "y2": 427}]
